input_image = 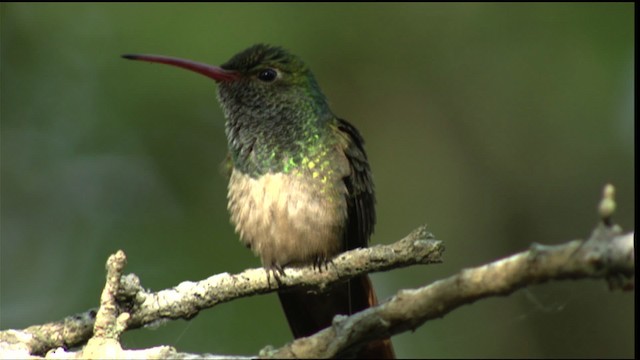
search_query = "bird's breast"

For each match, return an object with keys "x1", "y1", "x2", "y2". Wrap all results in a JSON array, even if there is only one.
[{"x1": 227, "y1": 168, "x2": 348, "y2": 267}]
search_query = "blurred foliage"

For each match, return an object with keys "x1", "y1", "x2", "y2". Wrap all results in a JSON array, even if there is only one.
[{"x1": 1, "y1": 3, "x2": 634, "y2": 358}]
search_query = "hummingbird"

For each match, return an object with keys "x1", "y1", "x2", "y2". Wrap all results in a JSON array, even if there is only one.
[{"x1": 123, "y1": 44, "x2": 394, "y2": 358}]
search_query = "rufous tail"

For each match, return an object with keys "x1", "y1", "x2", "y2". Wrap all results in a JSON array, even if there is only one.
[{"x1": 278, "y1": 274, "x2": 395, "y2": 358}]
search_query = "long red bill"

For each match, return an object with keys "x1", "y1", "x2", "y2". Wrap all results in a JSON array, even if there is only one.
[{"x1": 122, "y1": 54, "x2": 239, "y2": 82}]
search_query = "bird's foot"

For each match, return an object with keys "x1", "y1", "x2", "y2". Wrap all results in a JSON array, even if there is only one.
[
  {"x1": 265, "y1": 263, "x2": 286, "y2": 287},
  {"x1": 313, "y1": 255, "x2": 334, "y2": 273}
]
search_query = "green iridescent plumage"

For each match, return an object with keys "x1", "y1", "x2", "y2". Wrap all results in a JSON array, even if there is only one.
[{"x1": 218, "y1": 45, "x2": 337, "y2": 179}]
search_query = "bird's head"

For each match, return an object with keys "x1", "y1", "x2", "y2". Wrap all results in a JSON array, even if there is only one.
[{"x1": 123, "y1": 44, "x2": 329, "y2": 121}]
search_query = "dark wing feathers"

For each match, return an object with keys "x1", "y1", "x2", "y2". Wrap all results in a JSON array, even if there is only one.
[{"x1": 336, "y1": 118, "x2": 376, "y2": 250}]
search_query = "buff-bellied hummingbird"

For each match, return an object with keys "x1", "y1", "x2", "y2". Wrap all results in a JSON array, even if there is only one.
[{"x1": 123, "y1": 44, "x2": 394, "y2": 358}]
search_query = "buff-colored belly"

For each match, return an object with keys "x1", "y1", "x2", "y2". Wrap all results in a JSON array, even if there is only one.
[{"x1": 227, "y1": 169, "x2": 348, "y2": 267}]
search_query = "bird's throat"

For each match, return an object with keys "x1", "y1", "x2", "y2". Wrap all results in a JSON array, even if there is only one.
[{"x1": 225, "y1": 113, "x2": 333, "y2": 178}]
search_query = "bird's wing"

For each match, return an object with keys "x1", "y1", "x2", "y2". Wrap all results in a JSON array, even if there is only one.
[{"x1": 334, "y1": 117, "x2": 376, "y2": 250}]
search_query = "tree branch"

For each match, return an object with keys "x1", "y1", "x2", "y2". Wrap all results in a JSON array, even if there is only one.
[
  {"x1": 0, "y1": 226, "x2": 442, "y2": 356},
  {"x1": 268, "y1": 224, "x2": 634, "y2": 358}
]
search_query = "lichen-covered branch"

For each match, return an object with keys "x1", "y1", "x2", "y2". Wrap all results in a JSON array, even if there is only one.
[
  {"x1": 0, "y1": 226, "x2": 442, "y2": 356},
  {"x1": 267, "y1": 224, "x2": 634, "y2": 358},
  {"x1": 121, "y1": 225, "x2": 441, "y2": 331},
  {"x1": 92, "y1": 250, "x2": 129, "y2": 340},
  {"x1": 80, "y1": 250, "x2": 132, "y2": 359}
]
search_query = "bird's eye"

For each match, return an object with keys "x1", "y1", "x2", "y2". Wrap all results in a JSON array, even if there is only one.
[{"x1": 257, "y1": 68, "x2": 278, "y2": 82}]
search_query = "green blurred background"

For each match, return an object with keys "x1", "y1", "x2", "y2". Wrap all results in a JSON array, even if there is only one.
[{"x1": 1, "y1": 3, "x2": 634, "y2": 358}]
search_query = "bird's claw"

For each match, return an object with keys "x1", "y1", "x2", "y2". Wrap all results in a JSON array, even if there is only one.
[{"x1": 265, "y1": 263, "x2": 286, "y2": 287}]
